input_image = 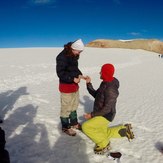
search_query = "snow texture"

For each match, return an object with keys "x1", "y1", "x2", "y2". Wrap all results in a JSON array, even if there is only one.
[{"x1": 0, "y1": 47, "x2": 163, "y2": 163}]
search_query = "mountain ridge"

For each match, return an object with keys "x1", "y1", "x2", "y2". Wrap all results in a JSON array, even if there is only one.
[{"x1": 86, "y1": 39, "x2": 163, "y2": 54}]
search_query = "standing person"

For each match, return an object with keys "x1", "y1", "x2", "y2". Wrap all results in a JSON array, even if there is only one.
[
  {"x1": 82, "y1": 63, "x2": 134, "y2": 154},
  {"x1": 56, "y1": 39, "x2": 85, "y2": 136}
]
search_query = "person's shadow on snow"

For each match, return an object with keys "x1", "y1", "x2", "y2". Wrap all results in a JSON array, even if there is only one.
[
  {"x1": 51, "y1": 124, "x2": 90, "y2": 163},
  {"x1": 2, "y1": 87, "x2": 90, "y2": 163},
  {"x1": 155, "y1": 141, "x2": 163, "y2": 154},
  {"x1": 0, "y1": 87, "x2": 29, "y2": 120},
  {"x1": 5, "y1": 104, "x2": 51, "y2": 163},
  {"x1": 79, "y1": 95, "x2": 93, "y2": 123},
  {"x1": 1, "y1": 87, "x2": 51, "y2": 163}
]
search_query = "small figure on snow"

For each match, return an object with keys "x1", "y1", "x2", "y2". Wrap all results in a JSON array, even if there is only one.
[
  {"x1": 82, "y1": 63, "x2": 134, "y2": 154},
  {"x1": 158, "y1": 54, "x2": 163, "y2": 58}
]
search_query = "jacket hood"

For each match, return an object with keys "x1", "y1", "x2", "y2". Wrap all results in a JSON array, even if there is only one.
[{"x1": 101, "y1": 64, "x2": 114, "y2": 82}]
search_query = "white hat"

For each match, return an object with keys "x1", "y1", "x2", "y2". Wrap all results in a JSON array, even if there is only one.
[{"x1": 71, "y1": 39, "x2": 84, "y2": 51}]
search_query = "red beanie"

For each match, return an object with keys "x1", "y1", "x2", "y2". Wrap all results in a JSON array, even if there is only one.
[{"x1": 101, "y1": 64, "x2": 115, "y2": 82}]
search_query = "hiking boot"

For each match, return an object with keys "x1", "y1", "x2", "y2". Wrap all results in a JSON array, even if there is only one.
[
  {"x1": 62, "y1": 128, "x2": 76, "y2": 136},
  {"x1": 71, "y1": 123, "x2": 82, "y2": 130},
  {"x1": 125, "y1": 124, "x2": 134, "y2": 141},
  {"x1": 94, "y1": 143, "x2": 111, "y2": 155}
]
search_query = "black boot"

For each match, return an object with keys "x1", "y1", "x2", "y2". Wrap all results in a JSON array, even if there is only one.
[
  {"x1": 60, "y1": 117, "x2": 70, "y2": 129},
  {"x1": 69, "y1": 111, "x2": 81, "y2": 130},
  {"x1": 60, "y1": 117, "x2": 76, "y2": 136},
  {"x1": 69, "y1": 111, "x2": 78, "y2": 125},
  {"x1": 118, "y1": 128, "x2": 127, "y2": 137}
]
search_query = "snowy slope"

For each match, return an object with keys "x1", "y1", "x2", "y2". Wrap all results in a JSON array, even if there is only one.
[{"x1": 0, "y1": 47, "x2": 163, "y2": 163}]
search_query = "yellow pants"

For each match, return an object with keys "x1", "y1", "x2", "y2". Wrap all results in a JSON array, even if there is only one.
[{"x1": 82, "y1": 116, "x2": 126, "y2": 148}]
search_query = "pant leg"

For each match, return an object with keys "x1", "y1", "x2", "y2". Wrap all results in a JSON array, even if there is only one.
[
  {"x1": 60, "y1": 92, "x2": 74, "y2": 117},
  {"x1": 69, "y1": 110, "x2": 78, "y2": 125},
  {"x1": 60, "y1": 117, "x2": 70, "y2": 129},
  {"x1": 71, "y1": 91, "x2": 79, "y2": 112},
  {"x1": 60, "y1": 91, "x2": 79, "y2": 127},
  {"x1": 60, "y1": 91, "x2": 79, "y2": 117},
  {"x1": 69, "y1": 91, "x2": 79, "y2": 125},
  {"x1": 107, "y1": 125, "x2": 126, "y2": 139},
  {"x1": 60, "y1": 93, "x2": 73, "y2": 129},
  {"x1": 82, "y1": 116, "x2": 110, "y2": 148}
]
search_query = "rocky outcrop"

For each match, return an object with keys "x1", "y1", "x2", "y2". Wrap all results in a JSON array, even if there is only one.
[{"x1": 86, "y1": 39, "x2": 163, "y2": 54}]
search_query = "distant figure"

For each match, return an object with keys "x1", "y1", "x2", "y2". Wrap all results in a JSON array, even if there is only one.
[
  {"x1": 56, "y1": 39, "x2": 85, "y2": 136},
  {"x1": 158, "y1": 54, "x2": 163, "y2": 58},
  {"x1": 82, "y1": 63, "x2": 134, "y2": 154}
]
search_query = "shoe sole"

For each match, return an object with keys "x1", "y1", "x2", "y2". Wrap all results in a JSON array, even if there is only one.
[
  {"x1": 71, "y1": 125, "x2": 82, "y2": 130},
  {"x1": 62, "y1": 129, "x2": 76, "y2": 136}
]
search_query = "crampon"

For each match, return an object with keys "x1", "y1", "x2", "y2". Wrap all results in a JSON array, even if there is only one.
[
  {"x1": 125, "y1": 124, "x2": 134, "y2": 141},
  {"x1": 94, "y1": 143, "x2": 111, "y2": 155}
]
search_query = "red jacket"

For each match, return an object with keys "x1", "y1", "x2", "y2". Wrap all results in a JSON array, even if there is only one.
[{"x1": 59, "y1": 83, "x2": 79, "y2": 93}]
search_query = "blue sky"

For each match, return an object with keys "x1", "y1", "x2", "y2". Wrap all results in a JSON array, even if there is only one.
[{"x1": 0, "y1": 0, "x2": 163, "y2": 48}]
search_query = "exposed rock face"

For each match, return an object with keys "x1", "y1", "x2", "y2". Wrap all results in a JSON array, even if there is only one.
[{"x1": 86, "y1": 39, "x2": 163, "y2": 54}]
